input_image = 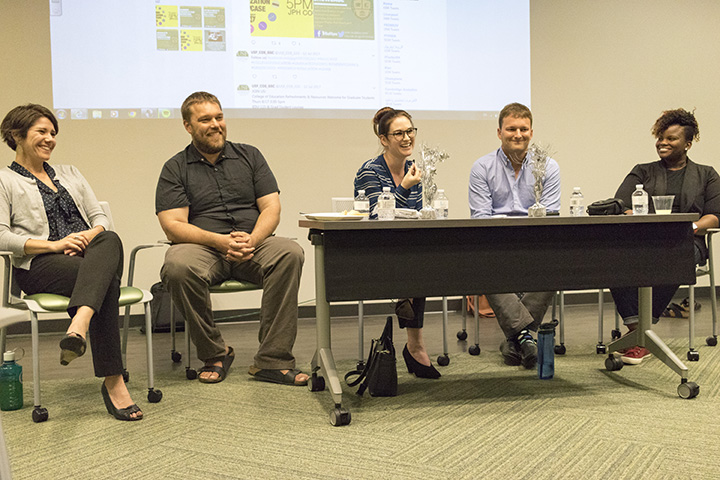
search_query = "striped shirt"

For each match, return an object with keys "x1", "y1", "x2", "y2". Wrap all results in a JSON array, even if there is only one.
[{"x1": 354, "y1": 154, "x2": 423, "y2": 219}]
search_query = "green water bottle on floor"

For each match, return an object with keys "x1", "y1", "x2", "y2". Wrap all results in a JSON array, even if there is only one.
[{"x1": 0, "y1": 350, "x2": 23, "y2": 411}]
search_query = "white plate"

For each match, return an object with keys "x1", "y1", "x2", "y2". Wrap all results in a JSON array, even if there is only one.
[{"x1": 303, "y1": 212, "x2": 365, "y2": 221}]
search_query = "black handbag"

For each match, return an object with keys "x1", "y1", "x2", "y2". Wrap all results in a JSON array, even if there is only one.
[
  {"x1": 586, "y1": 198, "x2": 627, "y2": 215},
  {"x1": 344, "y1": 316, "x2": 398, "y2": 397}
]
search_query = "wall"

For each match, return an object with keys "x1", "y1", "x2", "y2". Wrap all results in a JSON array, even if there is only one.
[{"x1": 2, "y1": 0, "x2": 718, "y2": 313}]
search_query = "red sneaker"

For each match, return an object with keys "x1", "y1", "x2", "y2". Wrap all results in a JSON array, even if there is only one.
[{"x1": 621, "y1": 346, "x2": 652, "y2": 365}]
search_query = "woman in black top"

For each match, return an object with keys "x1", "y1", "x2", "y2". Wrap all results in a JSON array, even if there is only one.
[{"x1": 611, "y1": 108, "x2": 720, "y2": 364}]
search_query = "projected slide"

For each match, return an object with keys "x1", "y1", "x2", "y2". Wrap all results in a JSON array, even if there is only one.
[{"x1": 48, "y1": 0, "x2": 530, "y2": 119}]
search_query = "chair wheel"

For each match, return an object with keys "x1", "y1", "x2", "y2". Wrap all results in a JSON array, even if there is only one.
[
  {"x1": 687, "y1": 350, "x2": 700, "y2": 362},
  {"x1": 596, "y1": 344, "x2": 607, "y2": 354},
  {"x1": 147, "y1": 388, "x2": 163, "y2": 403},
  {"x1": 468, "y1": 344, "x2": 481, "y2": 356},
  {"x1": 186, "y1": 368, "x2": 197, "y2": 380},
  {"x1": 308, "y1": 374, "x2": 325, "y2": 392},
  {"x1": 554, "y1": 344, "x2": 566, "y2": 355},
  {"x1": 32, "y1": 406, "x2": 49, "y2": 423},
  {"x1": 605, "y1": 355, "x2": 623, "y2": 371},
  {"x1": 706, "y1": 336, "x2": 718, "y2": 347},
  {"x1": 456, "y1": 330, "x2": 468, "y2": 341},
  {"x1": 171, "y1": 351, "x2": 182, "y2": 363},
  {"x1": 677, "y1": 381, "x2": 700, "y2": 399},
  {"x1": 355, "y1": 360, "x2": 365, "y2": 371},
  {"x1": 329, "y1": 407, "x2": 351, "y2": 426},
  {"x1": 611, "y1": 329, "x2": 622, "y2": 340},
  {"x1": 122, "y1": 370, "x2": 130, "y2": 383},
  {"x1": 437, "y1": 355, "x2": 450, "y2": 366}
]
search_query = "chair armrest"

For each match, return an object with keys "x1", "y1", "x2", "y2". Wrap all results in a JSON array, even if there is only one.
[
  {"x1": 0, "y1": 252, "x2": 25, "y2": 309},
  {"x1": 0, "y1": 252, "x2": 12, "y2": 308},
  {"x1": 127, "y1": 241, "x2": 170, "y2": 287}
]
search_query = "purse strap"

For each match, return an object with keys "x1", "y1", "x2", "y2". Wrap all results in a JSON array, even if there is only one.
[
  {"x1": 344, "y1": 338, "x2": 378, "y2": 387},
  {"x1": 344, "y1": 316, "x2": 395, "y2": 391}
]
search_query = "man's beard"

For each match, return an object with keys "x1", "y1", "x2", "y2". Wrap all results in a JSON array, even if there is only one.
[{"x1": 194, "y1": 131, "x2": 226, "y2": 155}]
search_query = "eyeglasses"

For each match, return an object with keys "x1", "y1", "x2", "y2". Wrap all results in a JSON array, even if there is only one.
[{"x1": 385, "y1": 127, "x2": 417, "y2": 140}]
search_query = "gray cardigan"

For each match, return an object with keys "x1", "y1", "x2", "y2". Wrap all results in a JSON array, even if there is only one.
[{"x1": 0, "y1": 164, "x2": 111, "y2": 269}]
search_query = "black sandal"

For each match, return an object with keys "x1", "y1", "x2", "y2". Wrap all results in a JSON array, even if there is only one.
[
  {"x1": 661, "y1": 302, "x2": 689, "y2": 318},
  {"x1": 59, "y1": 332, "x2": 86, "y2": 365},
  {"x1": 101, "y1": 382, "x2": 143, "y2": 421},
  {"x1": 198, "y1": 346, "x2": 235, "y2": 384},
  {"x1": 680, "y1": 297, "x2": 701, "y2": 312}
]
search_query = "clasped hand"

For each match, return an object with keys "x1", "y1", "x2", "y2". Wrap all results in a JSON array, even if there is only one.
[
  {"x1": 56, "y1": 231, "x2": 91, "y2": 256},
  {"x1": 224, "y1": 231, "x2": 255, "y2": 263}
]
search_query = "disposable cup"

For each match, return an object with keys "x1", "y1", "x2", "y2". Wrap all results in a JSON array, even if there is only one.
[{"x1": 652, "y1": 195, "x2": 675, "y2": 214}]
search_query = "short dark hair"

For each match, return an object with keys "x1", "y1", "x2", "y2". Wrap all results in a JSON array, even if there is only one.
[
  {"x1": 181, "y1": 91, "x2": 222, "y2": 123},
  {"x1": 652, "y1": 108, "x2": 699, "y2": 142},
  {"x1": 498, "y1": 103, "x2": 532, "y2": 128},
  {"x1": 1, "y1": 104, "x2": 58, "y2": 151},
  {"x1": 372, "y1": 106, "x2": 413, "y2": 137}
]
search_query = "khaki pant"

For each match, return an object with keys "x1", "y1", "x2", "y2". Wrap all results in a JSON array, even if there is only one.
[{"x1": 161, "y1": 236, "x2": 304, "y2": 369}]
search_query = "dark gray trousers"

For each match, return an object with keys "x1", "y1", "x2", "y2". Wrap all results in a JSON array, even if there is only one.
[{"x1": 486, "y1": 291, "x2": 554, "y2": 338}]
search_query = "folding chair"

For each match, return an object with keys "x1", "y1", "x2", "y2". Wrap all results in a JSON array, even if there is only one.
[
  {"x1": 0, "y1": 202, "x2": 161, "y2": 423},
  {"x1": 124, "y1": 243, "x2": 262, "y2": 379}
]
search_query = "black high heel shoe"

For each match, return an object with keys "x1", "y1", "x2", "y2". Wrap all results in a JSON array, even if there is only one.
[
  {"x1": 59, "y1": 333, "x2": 86, "y2": 366},
  {"x1": 402, "y1": 344, "x2": 441, "y2": 379},
  {"x1": 101, "y1": 382, "x2": 143, "y2": 421}
]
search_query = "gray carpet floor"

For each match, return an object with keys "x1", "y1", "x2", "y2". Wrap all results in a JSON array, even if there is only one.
[{"x1": 3, "y1": 317, "x2": 720, "y2": 480}]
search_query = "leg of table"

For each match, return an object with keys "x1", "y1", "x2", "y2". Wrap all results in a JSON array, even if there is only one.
[
  {"x1": 638, "y1": 286, "x2": 688, "y2": 378},
  {"x1": 608, "y1": 286, "x2": 690, "y2": 382},
  {"x1": 311, "y1": 237, "x2": 346, "y2": 417}
]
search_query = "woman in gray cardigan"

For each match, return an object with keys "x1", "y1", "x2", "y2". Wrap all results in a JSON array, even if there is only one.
[
  {"x1": 610, "y1": 108, "x2": 720, "y2": 365},
  {"x1": 0, "y1": 104, "x2": 142, "y2": 421}
]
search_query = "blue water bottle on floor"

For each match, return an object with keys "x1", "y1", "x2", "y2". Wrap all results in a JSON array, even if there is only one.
[
  {"x1": 0, "y1": 350, "x2": 23, "y2": 411},
  {"x1": 537, "y1": 320, "x2": 559, "y2": 380}
]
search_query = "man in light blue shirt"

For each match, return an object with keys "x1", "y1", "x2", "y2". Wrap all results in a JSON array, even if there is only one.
[
  {"x1": 469, "y1": 116, "x2": 561, "y2": 217},
  {"x1": 468, "y1": 103, "x2": 560, "y2": 370}
]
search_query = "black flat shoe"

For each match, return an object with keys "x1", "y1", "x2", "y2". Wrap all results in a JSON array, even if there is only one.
[
  {"x1": 402, "y1": 344, "x2": 441, "y2": 379},
  {"x1": 101, "y1": 382, "x2": 143, "y2": 421},
  {"x1": 59, "y1": 333, "x2": 86, "y2": 365}
]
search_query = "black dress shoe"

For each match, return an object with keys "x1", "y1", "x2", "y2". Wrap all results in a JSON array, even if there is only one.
[
  {"x1": 499, "y1": 339, "x2": 522, "y2": 366},
  {"x1": 402, "y1": 344, "x2": 441, "y2": 379},
  {"x1": 101, "y1": 382, "x2": 143, "y2": 421},
  {"x1": 59, "y1": 333, "x2": 86, "y2": 365}
]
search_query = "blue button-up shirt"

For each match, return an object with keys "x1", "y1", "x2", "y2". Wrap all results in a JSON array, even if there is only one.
[{"x1": 468, "y1": 148, "x2": 561, "y2": 217}]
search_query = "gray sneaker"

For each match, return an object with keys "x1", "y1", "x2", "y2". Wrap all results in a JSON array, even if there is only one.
[{"x1": 499, "y1": 339, "x2": 522, "y2": 366}]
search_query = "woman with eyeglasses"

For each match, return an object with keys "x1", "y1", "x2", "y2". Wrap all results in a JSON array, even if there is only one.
[
  {"x1": 353, "y1": 107, "x2": 440, "y2": 379},
  {"x1": 0, "y1": 104, "x2": 143, "y2": 420}
]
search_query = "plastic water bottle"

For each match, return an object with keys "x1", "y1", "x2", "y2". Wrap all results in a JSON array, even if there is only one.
[
  {"x1": 353, "y1": 190, "x2": 370, "y2": 217},
  {"x1": 0, "y1": 351, "x2": 23, "y2": 411},
  {"x1": 433, "y1": 189, "x2": 449, "y2": 219},
  {"x1": 632, "y1": 184, "x2": 649, "y2": 215},
  {"x1": 377, "y1": 187, "x2": 395, "y2": 220},
  {"x1": 569, "y1": 187, "x2": 584, "y2": 217},
  {"x1": 537, "y1": 320, "x2": 558, "y2": 380}
]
